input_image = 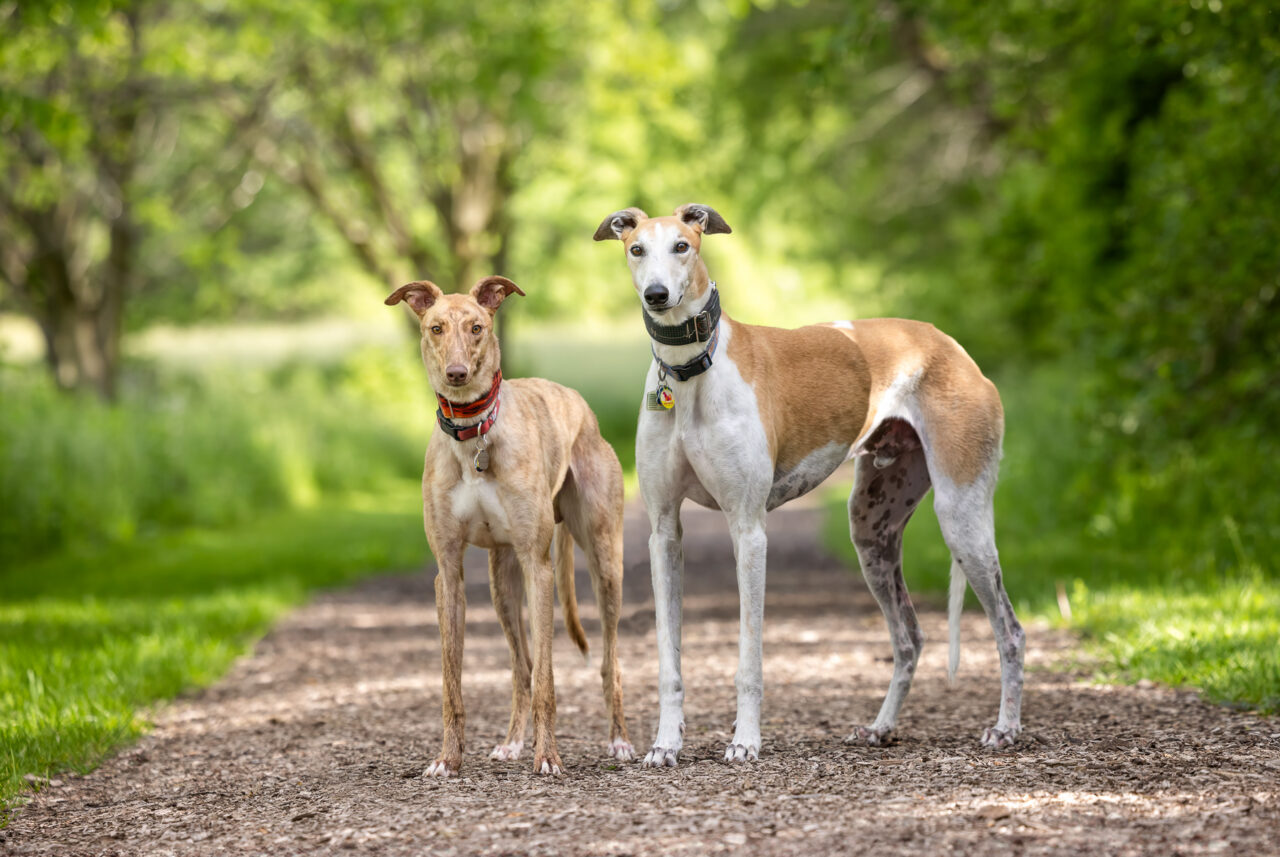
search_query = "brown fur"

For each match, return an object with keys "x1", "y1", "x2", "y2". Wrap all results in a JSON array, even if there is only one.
[
  {"x1": 726, "y1": 317, "x2": 1001, "y2": 485},
  {"x1": 601, "y1": 207, "x2": 1003, "y2": 486},
  {"x1": 387, "y1": 278, "x2": 631, "y2": 777}
]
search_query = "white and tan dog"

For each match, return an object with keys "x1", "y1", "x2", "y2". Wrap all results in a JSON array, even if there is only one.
[
  {"x1": 386, "y1": 275, "x2": 634, "y2": 777},
  {"x1": 594, "y1": 205, "x2": 1025, "y2": 766}
]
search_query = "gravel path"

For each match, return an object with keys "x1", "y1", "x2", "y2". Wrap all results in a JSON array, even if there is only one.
[{"x1": 6, "y1": 497, "x2": 1279, "y2": 856}]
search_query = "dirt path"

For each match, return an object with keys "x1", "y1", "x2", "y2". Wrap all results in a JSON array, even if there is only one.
[{"x1": 6, "y1": 499, "x2": 1279, "y2": 856}]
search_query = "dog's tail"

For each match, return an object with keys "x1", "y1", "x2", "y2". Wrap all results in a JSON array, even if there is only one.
[
  {"x1": 555, "y1": 521, "x2": 590, "y2": 659},
  {"x1": 947, "y1": 559, "x2": 965, "y2": 684}
]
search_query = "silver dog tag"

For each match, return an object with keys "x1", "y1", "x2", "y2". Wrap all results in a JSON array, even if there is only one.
[{"x1": 473, "y1": 447, "x2": 490, "y2": 472}]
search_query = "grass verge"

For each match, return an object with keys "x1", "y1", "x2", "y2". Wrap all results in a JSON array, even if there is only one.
[{"x1": 0, "y1": 483, "x2": 428, "y2": 812}]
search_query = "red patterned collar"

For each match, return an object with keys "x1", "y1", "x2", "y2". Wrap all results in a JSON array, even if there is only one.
[
  {"x1": 436, "y1": 370, "x2": 501, "y2": 418},
  {"x1": 435, "y1": 371, "x2": 501, "y2": 441}
]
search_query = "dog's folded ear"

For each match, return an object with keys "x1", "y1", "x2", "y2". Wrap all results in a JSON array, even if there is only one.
[
  {"x1": 385, "y1": 280, "x2": 444, "y2": 317},
  {"x1": 470, "y1": 275, "x2": 525, "y2": 313},
  {"x1": 675, "y1": 204, "x2": 732, "y2": 236},
  {"x1": 593, "y1": 207, "x2": 649, "y2": 241}
]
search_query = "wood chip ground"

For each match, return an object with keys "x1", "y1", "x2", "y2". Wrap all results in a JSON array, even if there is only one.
[{"x1": 6, "y1": 500, "x2": 1278, "y2": 856}]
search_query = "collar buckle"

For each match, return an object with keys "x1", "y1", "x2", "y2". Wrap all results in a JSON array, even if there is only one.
[{"x1": 692, "y1": 310, "x2": 712, "y2": 342}]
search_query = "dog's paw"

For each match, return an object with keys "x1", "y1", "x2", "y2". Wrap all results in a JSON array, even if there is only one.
[
  {"x1": 533, "y1": 752, "x2": 565, "y2": 777},
  {"x1": 424, "y1": 758, "x2": 459, "y2": 778},
  {"x1": 980, "y1": 725, "x2": 1020, "y2": 750},
  {"x1": 641, "y1": 746, "x2": 679, "y2": 768},
  {"x1": 723, "y1": 742, "x2": 759, "y2": 763},
  {"x1": 844, "y1": 725, "x2": 893, "y2": 746},
  {"x1": 607, "y1": 738, "x2": 636, "y2": 762},
  {"x1": 489, "y1": 741, "x2": 523, "y2": 761}
]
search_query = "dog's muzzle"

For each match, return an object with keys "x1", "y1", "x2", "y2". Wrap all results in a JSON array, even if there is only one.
[{"x1": 643, "y1": 284, "x2": 670, "y2": 308}]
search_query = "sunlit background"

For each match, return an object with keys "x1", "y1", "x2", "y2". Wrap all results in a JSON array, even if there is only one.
[{"x1": 1, "y1": 0, "x2": 1277, "y2": 803}]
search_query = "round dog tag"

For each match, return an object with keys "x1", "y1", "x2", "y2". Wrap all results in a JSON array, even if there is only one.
[
  {"x1": 473, "y1": 448, "x2": 490, "y2": 472},
  {"x1": 657, "y1": 383, "x2": 675, "y2": 409}
]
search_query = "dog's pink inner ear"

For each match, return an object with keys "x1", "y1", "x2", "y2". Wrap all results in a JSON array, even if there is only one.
[
  {"x1": 471, "y1": 276, "x2": 525, "y2": 312},
  {"x1": 403, "y1": 290, "x2": 434, "y2": 314},
  {"x1": 385, "y1": 281, "x2": 442, "y2": 316}
]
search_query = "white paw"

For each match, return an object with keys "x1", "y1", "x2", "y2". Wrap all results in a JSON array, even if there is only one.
[
  {"x1": 608, "y1": 738, "x2": 636, "y2": 762},
  {"x1": 981, "y1": 725, "x2": 1020, "y2": 749},
  {"x1": 844, "y1": 725, "x2": 893, "y2": 746},
  {"x1": 489, "y1": 741, "x2": 523, "y2": 761},
  {"x1": 536, "y1": 758, "x2": 565, "y2": 776},
  {"x1": 642, "y1": 746, "x2": 679, "y2": 768},
  {"x1": 724, "y1": 742, "x2": 759, "y2": 763},
  {"x1": 425, "y1": 759, "x2": 456, "y2": 778}
]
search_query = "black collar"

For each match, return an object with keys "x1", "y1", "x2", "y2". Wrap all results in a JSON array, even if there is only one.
[
  {"x1": 642, "y1": 286, "x2": 720, "y2": 346},
  {"x1": 652, "y1": 323, "x2": 721, "y2": 382}
]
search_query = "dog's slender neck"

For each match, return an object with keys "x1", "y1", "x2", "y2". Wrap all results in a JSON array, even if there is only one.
[{"x1": 644, "y1": 275, "x2": 722, "y2": 367}]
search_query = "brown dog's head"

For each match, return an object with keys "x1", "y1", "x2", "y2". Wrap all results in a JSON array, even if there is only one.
[
  {"x1": 592, "y1": 204, "x2": 731, "y2": 317},
  {"x1": 385, "y1": 275, "x2": 524, "y2": 398}
]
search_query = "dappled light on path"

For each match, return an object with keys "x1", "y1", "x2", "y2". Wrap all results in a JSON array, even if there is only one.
[{"x1": 6, "y1": 503, "x2": 1277, "y2": 855}]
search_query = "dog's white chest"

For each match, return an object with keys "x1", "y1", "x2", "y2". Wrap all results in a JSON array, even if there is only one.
[{"x1": 450, "y1": 476, "x2": 512, "y2": 546}]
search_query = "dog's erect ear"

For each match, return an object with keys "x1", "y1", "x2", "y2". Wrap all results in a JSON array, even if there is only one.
[
  {"x1": 385, "y1": 280, "x2": 444, "y2": 317},
  {"x1": 593, "y1": 207, "x2": 649, "y2": 241},
  {"x1": 470, "y1": 275, "x2": 525, "y2": 314},
  {"x1": 674, "y1": 204, "x2": 732, "y2": 236}
]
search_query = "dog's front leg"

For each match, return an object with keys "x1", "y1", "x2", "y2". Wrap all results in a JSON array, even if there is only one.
[
  {"x1": 520, "y1": 540, "x2": 564, "y2": 776},
  {"x1": 726, "y1": 515, "x2": 767, "y2": 762},
  {"x1": 642, "y1": 505, "x2": 685, "y2": 768},
  {"x1": 488, "y1": 546, "x2": 531, "y2": 760},
  {"x1": 426, "y1": 544, "x2": 466, "y2": 777}
]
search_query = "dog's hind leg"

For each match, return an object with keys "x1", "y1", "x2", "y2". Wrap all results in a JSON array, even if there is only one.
[
  {"x1": 559, "y1": 439, "x2": 635, "y2": 762},
  {"x1": 488, "y1": 546, "x2": 531, "y2": 761},
  {"x1": 932, "y1": 463, "x2": 1025, "y2": 749},
  {"x1": 845, "y1": 445, "x2": 932, "y2": 745}
]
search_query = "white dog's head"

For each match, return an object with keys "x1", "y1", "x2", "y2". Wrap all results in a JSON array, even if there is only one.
[{"x1": 593, "y1": 204, "x2": 731, "y2": 317}]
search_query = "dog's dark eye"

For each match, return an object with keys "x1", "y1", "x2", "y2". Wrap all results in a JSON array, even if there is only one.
[
  {"x1": 471, "y1": 324, "x2": 482, "y2": 335},
  {"x1": 629, "y1": 244, "x2": 644, "y2": 257},
  {"x1": 674, "y1": 241, "x2": 689, "y2": 253},
  {"x1": 430, "y1": 325, "x2": 443, "y2": 335}
]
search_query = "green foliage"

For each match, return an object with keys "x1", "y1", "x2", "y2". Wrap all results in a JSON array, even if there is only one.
[
  {"x1": 0, "y1": 348, "x2": 428, "y2": 564},
  {"x1": 0, "y1": 487, "x2": 427, "y2": 810}
]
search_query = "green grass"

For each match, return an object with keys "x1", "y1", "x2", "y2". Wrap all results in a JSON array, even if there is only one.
[
  {"x1": 0, "y1": 351, "x2": 429, "y2": 564},
  {"x1": 1067, "y1": 578, "x2": 1280, "y2": 711},
  {"x1": 0, "y1": 483, "x2": 428, "y2": 812},
  {"x1": 820, "y1": 366, "x2": 1280, "y2": 714}
]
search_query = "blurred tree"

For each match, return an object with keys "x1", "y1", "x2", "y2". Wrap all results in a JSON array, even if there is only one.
[
  {"x1": 255, "y1": 0, "x2": 592, "y2": 293},
  {"x1": 721, "y1": 0, "x2": 1280, "y2": 429},
  {"x1": 0, "y1": 1, "x2": 274, "y2": 398}
]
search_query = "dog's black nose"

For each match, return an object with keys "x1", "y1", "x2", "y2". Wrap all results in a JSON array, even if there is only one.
[
  {"x1": 643, "y1": 284, "x2": 669, "y2": 307},
  {"x1": 445, "y1": 364, "x2": 469, "y2": 386}
]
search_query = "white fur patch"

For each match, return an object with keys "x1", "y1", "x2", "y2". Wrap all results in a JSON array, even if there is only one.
[
  {"x1": 850, "y1": 367, "x2": 925, "y2": 460},
  {"x1": 450, "y1": 474, "x2": 511, "y2": 544}
]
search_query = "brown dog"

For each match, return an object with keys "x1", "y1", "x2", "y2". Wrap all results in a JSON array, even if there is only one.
[{"x1": 385, "y1": 275, "x2": 634, "y2": 777}]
